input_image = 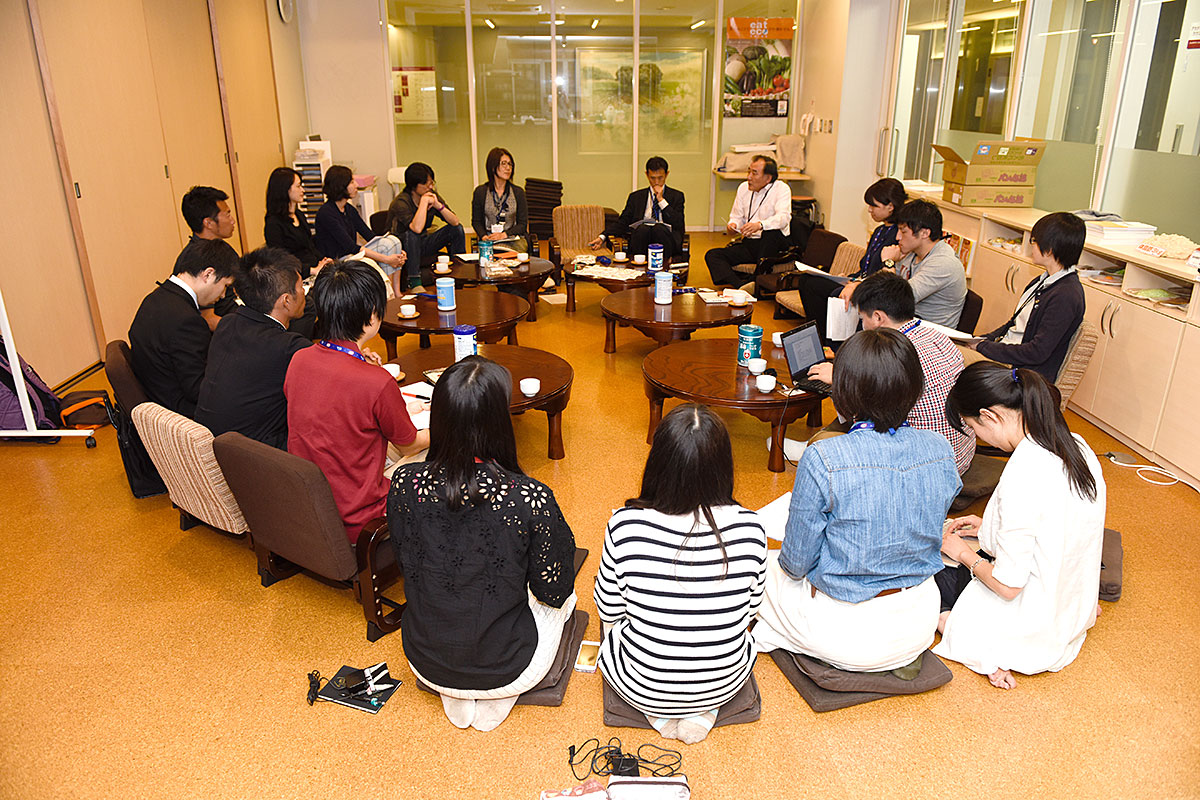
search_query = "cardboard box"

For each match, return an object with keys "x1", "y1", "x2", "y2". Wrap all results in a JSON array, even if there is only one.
[
  {"x1": 932, "y1": 141, "x2": 1045, "y2": 187},
  {"x1": 942, "y1": 183, "x2": 1035, "y2": 208}
]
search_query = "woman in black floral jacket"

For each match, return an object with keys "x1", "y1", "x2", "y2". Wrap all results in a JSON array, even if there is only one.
[{"x1": 388, "y1": 356, "x2": 576, "y2": 731}]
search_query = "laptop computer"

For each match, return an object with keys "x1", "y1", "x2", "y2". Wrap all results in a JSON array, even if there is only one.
[{"x1": 778, "y1": 321, "x2": 833, "y2": 397}]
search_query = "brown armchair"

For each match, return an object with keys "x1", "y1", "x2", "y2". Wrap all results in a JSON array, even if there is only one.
[
  {"x1": 548, "y1": 204, "x2": 611, "y2": 278},
  {"x1": 211, "y1": 432, "x2": 403, "y2": 641}
]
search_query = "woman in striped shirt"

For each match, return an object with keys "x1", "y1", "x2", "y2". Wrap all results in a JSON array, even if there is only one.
[{"x1": 595, "y1": 404, "x2": 767, "y2": 744}]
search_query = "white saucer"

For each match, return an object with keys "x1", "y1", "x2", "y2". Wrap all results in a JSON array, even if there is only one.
[
  {"x1": 397, "y1": 311, "x2": 420, "y2": 319},
  {"x1": 434, "y1": 267, "x2": 452, "y2": 274}
]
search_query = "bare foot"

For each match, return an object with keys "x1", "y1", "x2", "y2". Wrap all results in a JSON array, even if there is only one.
[
  {"x1": 988, "y1": 668, "x2": 1016, "y2": 690},
  {"x1": 1095, "y1": 602, "x2": 1102, "y2": 618},
  {"x1": 937, "y1": 610, "x2": 951, "y2": 634}
]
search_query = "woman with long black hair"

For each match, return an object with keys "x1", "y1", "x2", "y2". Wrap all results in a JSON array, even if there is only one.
[
  {"x1": 934, "y1": 362, "x2": 1106, "y2": 689},
  {"x1": 262, "y1": 167, "x2": 329, "y2": 278},
  {"x1": 387, "y1": 356, "x2": 576, "y2": 731},
  {"x1": 595, "y1": 404, "x2": 767, "y2": 744}
]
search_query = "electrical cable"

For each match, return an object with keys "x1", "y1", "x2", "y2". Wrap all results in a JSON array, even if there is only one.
[
  {"x1": 1102, "y1": 451, "x2": 1199, "y2": 494},
  {"x1": 568, "y1": 737, "x2": 682, "y2": 781}
]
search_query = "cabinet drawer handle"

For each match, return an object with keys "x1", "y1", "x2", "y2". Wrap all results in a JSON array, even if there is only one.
[
  {"x1": 1109, "y1": 303, "x2": 1121, "y2": 339},
  {"x1": 1099, "y1": 301, "x2": 1112, "y2": 335}
]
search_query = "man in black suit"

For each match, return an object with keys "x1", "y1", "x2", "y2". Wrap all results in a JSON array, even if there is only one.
[
  {"x1": 591, "y1": 156, "x2": 685, "y2": 261},
  {"x1": 129, "y1": 238, "x2": 238, "y2": 418},
  {"x1": 196, "y1": 248, "x2": 312, "y2": 448},
  {"x1": 175, "y1": 185, "x2": 241, "y2": 329}
]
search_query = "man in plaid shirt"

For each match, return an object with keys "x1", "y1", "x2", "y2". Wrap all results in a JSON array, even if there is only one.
[{"x1": 807, "y1": 272, "x2": 974, "y2": 473}]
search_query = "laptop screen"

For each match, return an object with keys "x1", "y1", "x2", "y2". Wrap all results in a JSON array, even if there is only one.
[{"x1": 779, "y1": 322, "x2": 827, "y2": 381}]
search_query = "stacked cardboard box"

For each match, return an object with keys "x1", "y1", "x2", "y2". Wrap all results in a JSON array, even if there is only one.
[{"x1": 932, "y1": 140, "x2": 1045, "y2": 208}]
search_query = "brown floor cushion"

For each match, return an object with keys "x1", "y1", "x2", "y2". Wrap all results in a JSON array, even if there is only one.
[
  {"x1": 951, "y1": 454, "x2": 1007, "y2": 512},
  {"x1": 1100, "y1": 528, "x2": 1122, "y2": 602},
  {"x1": 769, "y1": 649, "x2": 952, "y2": 712},
  {"x1": 602, "y1": 672, "x2": 762, "y2": 729},
  {"x1": 415, "y1": 607, "x2": 590, "y2": 707}
]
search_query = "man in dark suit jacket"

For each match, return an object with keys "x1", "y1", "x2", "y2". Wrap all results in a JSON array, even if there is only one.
[
  {"x1": 196, "y1": 248, "x2": 312, "y2": 448},
  {"x1": 129, "y1": 238, "x2": 238, "y2": 418},
  {"x1": 594, "y1": 156, "x2": 685, "y2": 261}
]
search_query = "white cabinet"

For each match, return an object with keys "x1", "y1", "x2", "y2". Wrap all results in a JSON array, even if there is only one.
[
  {"x1": 1069, "y1": 283, "x2": 1116, "y2": 414},
  {"x1": 968, "y1": 246, "x2": 1043, "y2": 334},
  {"x1": 1087, "y1": 298, "x2": 1183, "y2": 449},
  {"x1": 1153, "y1": 325, "x2": 1200, "y2": 479}
]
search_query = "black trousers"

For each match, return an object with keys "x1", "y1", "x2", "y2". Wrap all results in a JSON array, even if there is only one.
[
  {"x1": 704, "y1": 230, "x2": 787, "y2": 287},
  {"x1": 935, "y1": 551, "x2": 994, "y2": 612},
  {"x1": 627, "y1": 224, "x2": 677, "y2": 261}
]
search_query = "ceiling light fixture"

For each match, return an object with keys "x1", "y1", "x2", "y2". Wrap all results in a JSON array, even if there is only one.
[
  {"x1": 484, "y1": 18, "x2": 495, "y2": 28},
  {"x1": 689, "y1": 19, "x2": 705, "y2": 29},
  {"x1": 591, "y1": 18, "x2": 599, "y2": 28},
  {"x1": 958, "y1": 25, "x2": 980, "y2": 32}
]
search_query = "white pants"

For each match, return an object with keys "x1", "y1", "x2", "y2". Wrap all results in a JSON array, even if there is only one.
[
  {"x1": 410, "y1": 592, "x2": 578, "y2": 699},
  {"x1": 754, "y1": 552, "x2": 938, "y2": 672}
]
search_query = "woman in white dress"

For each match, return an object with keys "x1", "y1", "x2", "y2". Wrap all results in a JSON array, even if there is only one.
[{"x1": 934, "y1": 362, "x2": 1106, "y2": 689}]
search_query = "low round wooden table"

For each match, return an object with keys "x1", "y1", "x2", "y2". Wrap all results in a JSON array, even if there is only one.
[
  {"x1": 378, "y1": 289, "x2": 529, "y2": 361},
  {"x1": 392, "y1": 344, "x2": 572, "y2": 460},
  {"x1": 440, "y1": 257, "x2": 554, "y2": 321},
  {"x1": 642, "y1": 339, "x2": 823, "y2": 472},
  {"x1": 563, "y1": 262, "x2": 689, "y2": 312},
  {"x1": 600, "y1": 288, "x2": 754, "y2": 353}
]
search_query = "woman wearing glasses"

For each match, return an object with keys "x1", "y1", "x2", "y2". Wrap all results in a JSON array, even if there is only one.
[{"x1": 471, "y1": 147, "x2": 529, "y2": 253}]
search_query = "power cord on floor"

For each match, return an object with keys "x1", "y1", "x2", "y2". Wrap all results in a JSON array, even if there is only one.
[
  {"x1": 1101, "y1": 452, "x2": 1199, "y2": 493},
  {"x1": 568, "y1": 737, "x2": 682, "y2": 781}
]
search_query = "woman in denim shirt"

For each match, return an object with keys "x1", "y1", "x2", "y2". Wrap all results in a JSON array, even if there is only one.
[{"x1": 755, "y1": 329, "x2": 962, "y2": 671}]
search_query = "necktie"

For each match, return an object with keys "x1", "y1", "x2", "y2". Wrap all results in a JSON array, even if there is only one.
[{"x1": 651, "y1": 191, "x2": 661, "y2": 221}]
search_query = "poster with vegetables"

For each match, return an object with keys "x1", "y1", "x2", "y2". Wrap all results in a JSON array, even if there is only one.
[{"x1": 723, "y1": 17, "x2": 793, "y2": 118}]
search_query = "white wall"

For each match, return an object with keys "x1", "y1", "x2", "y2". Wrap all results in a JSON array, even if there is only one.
[
  {"x1": 298, "y1": 0, "x2": 395, "y2": 200},
  {"x1": 827, "y1": 0, "x2": 901, "y2": 244},
  {"x1": 266, "y1": 0, "x2": 310, "y2": 157},
  {"x1": 795, "y1": 0, "x2": 849, "y2": 229}
]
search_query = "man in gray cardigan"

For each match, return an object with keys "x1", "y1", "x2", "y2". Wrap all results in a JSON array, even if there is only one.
[{"x1": 879, "y1": 199, "x2": 967, "y2": 329}]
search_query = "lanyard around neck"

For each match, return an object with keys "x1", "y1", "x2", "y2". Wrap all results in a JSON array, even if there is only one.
[
  {"x1": 318, "y1": 340, "x2": 368, "y2": 364},
  {"x1": 849, "y1": 420, "x2": 911, "y2": 435},
  {"x1": 490, "y1": 183, "x2": 510, "y2": 212},
  {"x1": 746, "y1": 183, "x2": 771, "y2": 223}
]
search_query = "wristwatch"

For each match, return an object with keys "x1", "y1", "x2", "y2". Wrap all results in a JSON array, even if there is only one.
[{"x1": 883, "y1": 259, "x2": 895, "y2": 268}]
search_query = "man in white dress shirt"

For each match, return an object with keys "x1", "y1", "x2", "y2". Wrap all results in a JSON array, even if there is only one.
[{"x1": 704, "y1": 155, "x2": 791, "y2": 287}]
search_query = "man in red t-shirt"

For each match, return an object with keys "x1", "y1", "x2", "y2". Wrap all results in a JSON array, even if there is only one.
[{"x1": 285, "y1": 260, "x2": 430, "y2": 542}]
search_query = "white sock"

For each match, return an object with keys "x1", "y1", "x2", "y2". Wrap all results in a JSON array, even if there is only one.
[
  {"x1": 440, "y1": 695, "x2": 476, "y2": 729},
  {"x1": 471, "y1": 696, "x2": 520, "y2": 731}
]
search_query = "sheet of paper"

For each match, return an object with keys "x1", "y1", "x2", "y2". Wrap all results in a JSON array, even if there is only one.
[
  {"x1": 757, "y1": 491, "x2": 792, "y2": 542},
  {"x1": 826, "y1": 297, "x2": 859, "y2": 341},
  {"x1": 923, "y1": 320, "x2": 982, "y2": 343},
  {"x1": 795, "y1": 262, "x2": 850, "y2": 284},
  {"x1": 456, "y1": 252, "x2": 479, "y2": 261},
  {"x1": 400, "y1": 380, "x2": 434, "y2": 430}
]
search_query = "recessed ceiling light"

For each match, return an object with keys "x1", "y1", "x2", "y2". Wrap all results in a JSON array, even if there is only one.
[
  {"x1": 484, "y1": 18, "x2": 495, "y2": 28},
  {"x1": 689, "y1": 19, "x2": 705, "y2": 29},
  {"x1": 591, "y1": 18, "x2": 599, "y2": 28}
]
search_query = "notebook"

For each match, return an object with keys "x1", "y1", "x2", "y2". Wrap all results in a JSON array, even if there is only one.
[{"x1": 778, "y1": 322, "x2": 832, "y2": 397}]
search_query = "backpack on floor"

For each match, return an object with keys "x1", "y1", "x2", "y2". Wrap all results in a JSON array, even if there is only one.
[
  {"x1": 0, "y1": 337, "x2": 63, "y2": 434},
  {"x1": 60, "y1": 389, "x2": 112, "y2": 429}
]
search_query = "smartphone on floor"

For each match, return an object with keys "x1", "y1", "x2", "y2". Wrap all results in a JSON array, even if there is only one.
[{"x1": 574, "y1": 640, "x2": 601, "y2": 673}]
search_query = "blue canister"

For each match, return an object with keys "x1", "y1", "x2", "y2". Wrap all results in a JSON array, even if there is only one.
[
  {"x1": 478, "y1": 238, "x2": 494, "y2": 268},
  {"x1": 647, "y1": 243, "x2": 664, "y2": 272},
  {"x1": 453, "y1": 324, "x2": 477, "y2": 361},
  {"x1": 654, "y1": 270, "x2": 673, "y2": 305},
  {"x1": 737, "y1": 324, "x2": 763, "y2": 366},
  {"x1": 436, "y1": 277, "x2": 456, "y2": 311}
]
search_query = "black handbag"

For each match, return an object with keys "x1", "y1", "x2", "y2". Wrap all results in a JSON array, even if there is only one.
[{"x1": 105, "y1": 396, "x2": 166, "y2": 499}]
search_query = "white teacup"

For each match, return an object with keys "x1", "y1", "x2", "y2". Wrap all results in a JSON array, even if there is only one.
[
  {"x1": 383, "y1": 363, "x2": 402, "y2": 379},
  {"x1": 614, "y1": 251, "x2": 627, "y2": 261},
  {"x1": 726, "y1": 290, "x2": 750, "y2": 306},
  {"x1": 517, "y1": 252, "x2": 529, "y2": 262},
  {"x1": 399, "y1": 303, "x2": 417, "y2": 317},
  {"x1": 772, "y1": 331, "x2": 784, "y2": 348},
  {"x1": 747, "y1": 357, "x2": 767, "y2": 375},
  {"x1": 437, "y1": 254, "x2": 451, "y2": 265},
  {"x1": 519, "y1": 377, "x2": 541, "y2": 397},
  {"x1": 633, "y1": 254, "x2": 647, "y2": 264},
  {"x1": 756, "y1": 374, "x2": 777, "y2": 393}
]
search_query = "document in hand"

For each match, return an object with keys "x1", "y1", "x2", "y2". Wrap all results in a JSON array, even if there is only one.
[
  {"x1": 757, "y1": 492, "x2": 793, "y2": 542},
  {"x1": 922, "y1": 320, "x2": 983, "y2": 345},
  {"x1": 826, "y1": 297, "x2": 859, "y2": 341},
  {"x1": 795, "y1": 262, "x2": 850, "y2": 284}
]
